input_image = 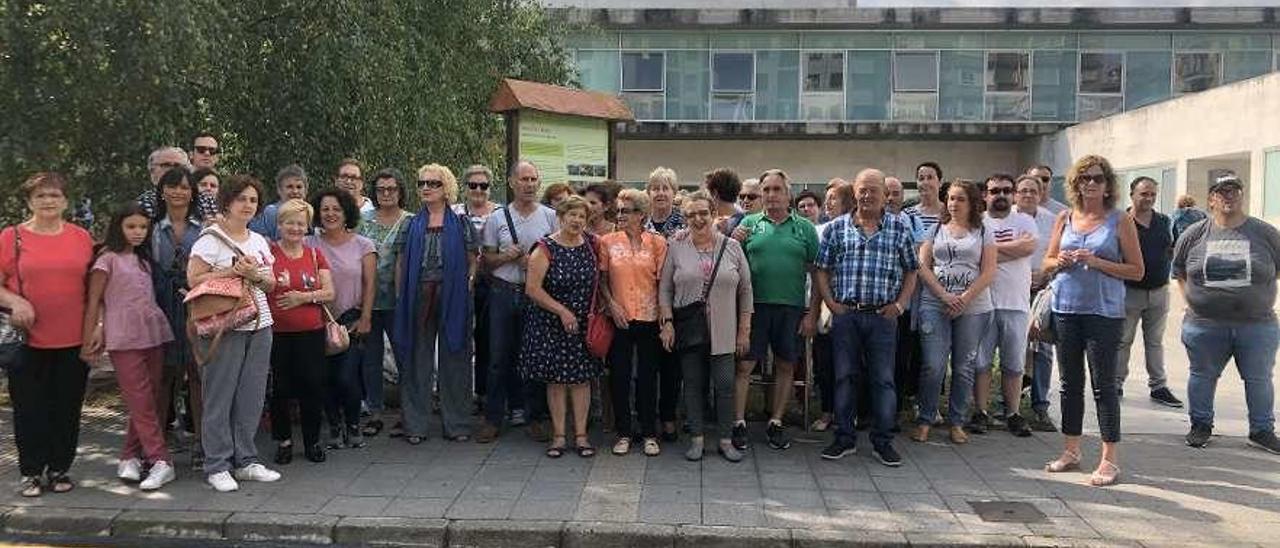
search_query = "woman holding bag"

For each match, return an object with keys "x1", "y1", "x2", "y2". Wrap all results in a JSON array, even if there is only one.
[{"x1": 658, "y1": 191, "x2": 753, "y2": 462}]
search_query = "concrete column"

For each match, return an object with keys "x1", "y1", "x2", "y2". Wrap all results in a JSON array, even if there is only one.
[{"x1": 1249, "y1": 148, "x2": 1266, "y2": 217}]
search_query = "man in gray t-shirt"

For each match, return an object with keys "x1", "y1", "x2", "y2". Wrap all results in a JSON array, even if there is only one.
[{"x1": 1173, "y1": 175, "x2": 1280, "y2": 455}]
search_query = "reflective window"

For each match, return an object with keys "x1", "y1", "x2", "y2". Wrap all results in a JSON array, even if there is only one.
[
  {"x1": 575, "y1": 50, "x2": 620, "y2": 94},
  {"x1": 1265, "y1": 150, "x2": 1280, "y2": 218},
  {"x1": 712, "y1": 95, "x2": 754, "y2": 121},
  {"x1": 939, "y1": 50, "x2": 983, "y2": 121},
  {"x1": 1079, "y1": 52, "x2": 1123, "y2": 94},
  {"x1": 1223, "y1": 51, "x2": 1271, "y2": 84},
  {"x1": 847, "y1": 50, "x2": 891, "y2": 120},
  {"x1": 1032, "y1": 51, "x2": 1076, "y2": 121},
  {"x1": 1077, "y1": 95, "x2": 1122, "y2": 122},
  {"x1": 665, "y1": 51, "x2": 710, "y2": 120},
  {"x1": 621, "y1": 52, "x2": 664, "y2": 91},
  {"x1": 756, "y1": 51, "x2": 799, "y2": 120},
  {"x1": 621, "y1": 92, "x2": 664, "y2": 120},
  {"x1": 1125, "y1": 52, "x2": 1172, "y2": 109},
  {"x1": 802, "y1": 93, "x2": 843, "y2": 120},
  {"x1": 893, "y1": 93, "x2": 937, "y2": 121},
  {"x1": 804, "y1": 52, "x2": 844, "y2": 92},
  {"x1": 713, "y1": 52, "x2": 754, "y2": 92},
  {"x1": 894, "y1": 52, "x2": 938, "y2": 91},
  {"x1": 986, "y1": 52, "x2": 1029, "y2": 92},
  {"x1": 988, "y1": 94, "x2": 1030, "y2": 121},
  {"x1": 1175, "y1": 52, "x2": 1221, "y2": 94}
]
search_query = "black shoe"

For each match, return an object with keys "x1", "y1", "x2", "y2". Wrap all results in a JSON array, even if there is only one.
[
  {"x1": 965, "y1": 411, "x2": 990, "y2": 434},
  {"x1": 1006, "y1": 413, "x2": 1033, "y2": 438},
  {"x1": 1186, "y1": 424, "x2": 1212, "y2": 448},
  {"x1": 273, "y1": 444, "x2": 293, "y2": 465},
  {"x1": 1248, "y1": 430, "x2": 1280, "y2": 455},
  {"x1": 820, "y1": 438, "x2": 857, "y2": 460},
  {"x1": 766, "y1": 422, "x2": 791, "y2": 450},
  {"x1": 1150, "y1": 387, "x2": 1184, "y2": 408},
  {"x1": 1029, "y1": 409, "x2": 1058, "y2": 432},
  {"x1": 661, "y1": 430, "x2": 679, "y2": 443},
  {"x1": 1117, "y1": 387, "x2": 1124, "y2": 398},
  {"x1": 305, "y1": 443, "x2": 327, "y2": 463},
  {"x1": 873, "y1": 444, "x2": 902, "y2": 467},
  {"x1": 731, "y1": 422, "x2": 749, "y2": 451}
]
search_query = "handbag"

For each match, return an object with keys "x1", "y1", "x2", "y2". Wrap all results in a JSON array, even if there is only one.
[
  {"x1": 672, "y1": 237, "x2": 729, "y2": 352},
  {"x1": 0, "y1": 227, "x2": 28, "y2": 371},
  {"x1": 185, "y1": 229, "x2": 261, "y2": 365},
  {"x1": 583, "y1": 235, "x2": 614, "y2": 360},
  {"x1": 1028, "y1": 213, "x2": 1070, "y2": 345},
  {"x1": 310, "y1": 247, "x2": 350, "y2": 356}
]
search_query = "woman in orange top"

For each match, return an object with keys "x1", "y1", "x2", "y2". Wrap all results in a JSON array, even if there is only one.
[{"x1": 599, "y1": 188, "x2": 669, "y2": 456}]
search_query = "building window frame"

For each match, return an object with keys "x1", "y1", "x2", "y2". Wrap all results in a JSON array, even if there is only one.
[
  {"x1": 618, "y1": 50, "x2": 667, "y2": 120},
  {"x1": 801, "y1": 50, "x2": 846, "y2": 120},
  {"x1": 892, "y1": 49, "x2": 940, "y2": 121},
  {"x1": 1172, "y1": 50, "x2": 1223, "y2": 95},
  {"x1": 1077, "y1": 50, "x2": 1125, "y2": 122},
  {"x1": 985, "y1": 49, "x2": 1032, "y2": 121},
  {"x1": 709, "y1": 50, "x2": 756, "y2": 121}
]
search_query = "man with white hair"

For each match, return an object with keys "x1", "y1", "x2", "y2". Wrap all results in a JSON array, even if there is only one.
[{"x1": 136, "y1": 146, "x2": 219, "y2": 221}]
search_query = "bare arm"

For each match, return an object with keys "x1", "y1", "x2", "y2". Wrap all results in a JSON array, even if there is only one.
[
  {"x1": 524, "y1": 245, "x2": 573, "y2": 319},
  {"x1": 995, "y1": 233, "x2": 1036, "y2": 262},
  {"x1": 965, "y1": 243, "x2": 999, "y2": 300},
  {"x1": 0, "y1": 275, "x2": 33, "y2": 329},
  {"x1": 355, "y1": 252, "x2": 376, "y2": 334},
  {"x1": 186, "y1": 256, "x2": 238, "y2": 287},
  {"x1": 80, "y1": 269, "x2": 107, "y2": 357},
  {"x1": 1084, "y1": 215, "x2": 1145, "y2": 281},
  {"x1": 314, "y1": 270, "x2": 336, "y2": 303},
  {"x1": 916, "y1": 239, "x2": 949, "y2": 299},
  {"x1": 1040, "y1": 211, "x2": 1070, "y2": 275}
]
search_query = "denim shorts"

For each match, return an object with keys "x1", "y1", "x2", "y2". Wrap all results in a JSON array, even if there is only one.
[{"x1": 749, "y1": 303, "x2": 804, "y2": 363}]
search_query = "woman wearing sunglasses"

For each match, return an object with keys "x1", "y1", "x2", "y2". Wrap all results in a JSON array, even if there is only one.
[{"x1": 453, "y1": 165, "x2": 499, "y2": 417}]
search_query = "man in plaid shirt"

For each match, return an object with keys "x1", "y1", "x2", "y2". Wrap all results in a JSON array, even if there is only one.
[{"x1": 814, "y1": 168, "x2": 918, "y2": 467}]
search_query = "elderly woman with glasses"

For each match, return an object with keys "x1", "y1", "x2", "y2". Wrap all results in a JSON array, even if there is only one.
[{"x1": 357, "y1": 168, "x2": 412, "y2": 437}]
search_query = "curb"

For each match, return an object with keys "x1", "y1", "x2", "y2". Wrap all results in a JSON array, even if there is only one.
[{"x1": 0, "y1": 507, "x2": 1114, "y2": 547}]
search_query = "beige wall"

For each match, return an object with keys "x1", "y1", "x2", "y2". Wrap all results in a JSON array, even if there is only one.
[
  {"x1": 1024, "y1": 71, "x2": 1280, "y2": 219},
  {"x1": 615, "y1": 139, "x2": 1023, "y2": 186}
]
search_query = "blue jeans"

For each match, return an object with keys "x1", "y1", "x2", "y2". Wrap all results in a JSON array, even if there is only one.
[
  {"x1": 326, "y1": 342, "x2": 364, "y2": 429},
  {"x1": 1182, "y1": 318, "x2": 1278, "y2": 435},
  {"x1": 361, "y1": 309, "x2": 396, "y2": 416},
  {"x1": 484, "y1": 282, "x2": 546, "y2": 426},
  {"x1": 1031, "y1": 342, "x2": 1054, "y2": 412},
  {"x1": 831, "y1": 310, "x2": 898, "y2": 448},
  {"x1": 918, "y1": 307, "x2": 991, "y2": 427}
]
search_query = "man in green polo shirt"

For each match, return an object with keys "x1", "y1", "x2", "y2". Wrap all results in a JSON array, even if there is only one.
[{"x1": 729, "y1": 169, "x2": 820, "y2": 451}]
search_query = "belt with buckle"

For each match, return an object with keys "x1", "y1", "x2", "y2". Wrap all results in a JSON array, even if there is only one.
[{"x1": 840, "y1": 301, "x2": 889, "y2": 313}]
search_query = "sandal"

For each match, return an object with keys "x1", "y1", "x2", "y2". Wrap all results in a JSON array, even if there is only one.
[
  {"x1": 388, "y1": 421, "x2": 405, "y2": 438},
  {"x1": 19, "y1": 476, "x2": 41, "y2": 498},
  {"x1": 46, "y1": 471, "x2": 74, "y2": 494},
  {"x1": 1087, "y1": 460, "x2": 1121, "y2": 487},
  {"x1": 810, "y1": 416, "x2": 832, "y2": 432},
  {"x1": 642, "y1": 437, "x2": 661, "y2": 457},
  {"x1": 910, "y1": 424, "x2": 930, "y2": 443},
  {"x1": 611, "y1": 437, "x2": 631, "y2": 456},
  {"x1": 546, "y1": 436, "x2": 567, "y2": 459},
  {"x1": 362, "y1": 419, "x2": 384, "y2": 437},
  {"x1": 1045, "y1": 449, "x2": 1082, "y2": 473},
  {"x1": 949, "y1": 426, "x2": 969, "y2": 445},
  {"x1": 575, "y1": 436, "x2": 596, "y2": 458}
]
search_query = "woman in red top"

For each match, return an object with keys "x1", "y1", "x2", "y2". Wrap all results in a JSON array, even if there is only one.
[
  {"x1": 0, "y1": 172, "x2": 94, "y2": 497},
  {"x1": 266, "y1": 199, "x2": 335, "y2": 465}
]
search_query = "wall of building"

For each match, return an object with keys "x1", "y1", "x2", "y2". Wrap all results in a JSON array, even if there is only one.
[
  {"x1": 1023, "y1": 71, "x2": 1280, "y2": 220},
  {"x1": 614, "y1": 139, "x2": 1021, "y2": 186}
]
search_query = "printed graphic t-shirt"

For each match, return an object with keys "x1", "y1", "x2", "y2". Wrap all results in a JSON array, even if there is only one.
[{"x1": 1173, "y1": 217, "x2": 1280, "y2": 322}]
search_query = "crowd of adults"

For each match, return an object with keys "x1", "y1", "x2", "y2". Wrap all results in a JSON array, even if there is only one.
[{"x1": 1, "y1": 133, "x2": 1278, "y2": 498}]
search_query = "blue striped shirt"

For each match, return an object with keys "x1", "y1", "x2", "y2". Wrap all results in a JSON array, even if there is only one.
[{"x1": 815, "y1": 212, "x2": 919, "y2": 305}]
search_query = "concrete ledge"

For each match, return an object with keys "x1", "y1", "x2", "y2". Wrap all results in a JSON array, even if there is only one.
[
  {"x1": 676, "y1": 525, "x2": 791, "y2": 548},
  {"x1": 563, "y1": 521, "x2": 675, "y2": 548},
  {"x1": 904, "y1": 532, "x2": 1024, "y2": 547},
  {"x1": 335, "y1": 517, "x2": 448, "y2": 547},
  {"x1": 446, "y1": 519, "x2": 563, "y2": 548},
  {"x1": 2, "y1": 507, "x2": 119, "y2": 537},
  {"x1": 793, "y1": 528, "x2": 909, "y2": 547},
  {"x1": 112, "y1": 510, "x2": 230, "y2": 540},
  {"x1": 1022, "y1": 537, "x2": 1142, "y2": 547},
  {"x1": 225, "y1": 512, "x2": 339, "y2": 545}
]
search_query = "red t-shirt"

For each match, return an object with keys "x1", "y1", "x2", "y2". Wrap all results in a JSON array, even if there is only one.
[
  {"x1": 0, "y1": 223, "x2": 94, "y2": 349},
  {"x1": 268, "y1": 244, "x2": 329, "y2": 333}
]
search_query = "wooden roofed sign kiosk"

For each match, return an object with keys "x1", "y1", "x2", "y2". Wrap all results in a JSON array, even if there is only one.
[{"x1": 489, "y1": 78, "x2": 634, "y2": 197}]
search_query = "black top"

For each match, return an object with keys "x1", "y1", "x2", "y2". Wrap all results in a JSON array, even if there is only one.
[{"x1": 1128, "y1": 209, "x2": 1172, "y2": 289}]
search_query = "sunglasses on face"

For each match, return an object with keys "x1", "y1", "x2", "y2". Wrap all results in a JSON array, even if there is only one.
[
  {"x1": 418, "y1": 179, "x2": 443, "y2": 189},
  {"x1": 739, "y1": 193, "x2": 760, "y2": 200},
  {"x1": 617, "y1": 207, "x2": 639, "y2": 215},
  {"x1": 1038, "y1": 176, "x2": 1052, "y2": 183},
  {"x1": 1077, "y1": 174, "x2": 1107, "y2": 185},
  {"x1": 987, "y1": 188, "x2": 1014, "y2": 195},
  {"x1": 468, "y1": 182, "x2": 490, "y2": 190},
  {"x1": 194, "y1": 146, "x2": 219, "y2": 155},
  {"x1": 375, "y1": 186, "x2": 400, "y2": 194}
]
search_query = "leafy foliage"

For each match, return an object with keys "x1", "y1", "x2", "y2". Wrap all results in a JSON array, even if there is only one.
[{"x1": 0, "y1": 0, "x2": 575, "y2": 226}]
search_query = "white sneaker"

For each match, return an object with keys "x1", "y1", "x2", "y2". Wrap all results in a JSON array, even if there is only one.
[
  {"x1": 232, "y1": 463, "x2": 281, "y2": 483},
  {"x1": 139, "y1": 461, "x2": 175, "y2": 491},
  {"x1": 117, "y1": 458, "x2": 142, "y2": 482},
  {"x1": 207, "y1": 471, "x2": 239, "y2": 492}
]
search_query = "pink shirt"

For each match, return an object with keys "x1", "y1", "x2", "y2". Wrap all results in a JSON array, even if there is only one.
[{"x1": 92, "y1": 251, "x2": 174, "y2": 351}]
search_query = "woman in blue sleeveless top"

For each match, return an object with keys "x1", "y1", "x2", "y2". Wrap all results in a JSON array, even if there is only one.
[{"x1": 1041, "y1": 155, "x2": 1144, "y2": 487}]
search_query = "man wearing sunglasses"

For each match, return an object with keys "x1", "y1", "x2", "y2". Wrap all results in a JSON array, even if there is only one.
[
  {"x1": 190, "y1": 132, "x2": 220, "y2": 171},
  {"x1": 1027, "y1": 164, "x2": 1067, "y2": 215}
]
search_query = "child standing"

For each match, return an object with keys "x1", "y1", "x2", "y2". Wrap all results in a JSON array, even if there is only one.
[{"x1": 82, "y1": 203, "x2": 176, "y2": 491}]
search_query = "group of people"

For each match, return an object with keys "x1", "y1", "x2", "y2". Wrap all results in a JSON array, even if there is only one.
[{"x1": 1, "y1": 134, "x2": 1277, "y2": 499}]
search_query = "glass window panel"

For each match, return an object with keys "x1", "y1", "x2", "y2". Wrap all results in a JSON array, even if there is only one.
[
  {"x1": 713, "y1": 52, "x2": 754, "y2": 92},
  {"x1": 710, "y1": 32, "x2": 799, "y2": 49},
  {"x1": 804, "y1": 52, "x2": 844, "y2": 93},
  {"x1": 893, "y1": 92, "x2": 937, "y2": 121},
  {"x1": 1086, "y1": 33, "x2": 1170, "y2": 50},
  {"x1": 802, "y1": 93, "x2": 844, "y2": 120},
  {"x1": 985, "y1": 33, "x2": 1075, "y2": 50},
  {"x1": 1175, "y1": 52, "x2": 1221, "y2": 93},
  {"x1": 665, "y1": 51, "x2": 709, "y2": 120},
  {"x1": 620, "y1": 92, "x2": 664, "y2": 120},
  {"x1": 1080, "y1": 52, "x2": 1123, "y2": 94},
  {"x1": 1161, "y1": 167, "x2": 1177, "y2": 214},
  {"x1": 1032, "y1": 51, "x2": 1076, "y2": 121},
  {"x1": 566, "y1": 32, "x2": 619, "y2": 50},
  {"x1": 1224, "y1": 50, "x2": 1272, "y2": 83},
  {"x1": 1077, "y1": 95, "x2": 1122, "y2": 122},
  {"x1": 621, "y1": 32, "x2": 707, "y2": 49},
  {"x1": 894, "y1": 33, "x2": 983, "y2": 50},
  {"x1": 711, "y1": 94, "x2": 754, "y2": 121},
  {"x1": 575, "y1": 50, "x2": 620, "y2": 94},
  {"x1": 987, "y1": 52, "x2": 1029, "y2": 92},
  {"x1": 1265, "y1": 150, "x2": 1280, "y2": 218},
  {"x1": 987, "y1": 94, "x2": 1030, "y2": 121},
  {"x1": 847, "y1": 50, "x2": 891, "y2": 120},
  {"x1": 755, "y1": 50, "x2": 799, "y2": 120},
  {"x1": 1125, "y1": 51, "x2": 1172, "y2": 109},
  {"x1": 621, "y1": 52, "x2": 664, "y2": 91},
  {"x1": 802, "y1": 32, "x2": 890, "y2": 49},
  {"x1": 939, "y1": 50, "x2": 983, "y2": 121},
  {"x1": 1174, "y1": 33, "x2": 1272, "y2": 51},
  {"x1": 895, "y1": 52, "x2": 937, "y2": 91}
]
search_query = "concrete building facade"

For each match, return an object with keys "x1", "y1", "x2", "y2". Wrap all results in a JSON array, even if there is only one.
[{"x1": 546, "y1": 2, "x2": 1280, "y2": 215}]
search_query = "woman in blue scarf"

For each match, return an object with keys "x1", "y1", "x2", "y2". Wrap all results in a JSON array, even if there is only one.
[{"x1": 392, "y1": 164, "x2": 478, "y2": 444}]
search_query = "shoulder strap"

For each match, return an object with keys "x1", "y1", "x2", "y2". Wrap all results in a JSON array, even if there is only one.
[
  {"x1": 502, "y1": 206, "x2": 519, "y2": 246},
  {"x1": 198, "y1": 227, "x2": 246, "y2": 258},
  {"x1": 702, "y1": 237, "x2": 730, "y2": 302},
  {"x1": 11, "y1": 226, "x2": 23, "y2": 298}
]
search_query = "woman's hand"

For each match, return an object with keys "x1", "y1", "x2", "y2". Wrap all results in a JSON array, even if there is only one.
[
  {"x1": 7, "y1": 296, "x2": 35, "y2": 329},
  {"x1": 275, "y1": 291, "x2": 309, "y2": 310},
  {"x1": 942, "y1": 292, "x2": 966, "y2": 317},
  {"x1": 659, "y1": 323, "x2": 674, "y2": 352},
  {"x1": 232, "y1": 256, "x2": 259, "y2": 279},
  {"x1": 559, "y1": 309, "x2": 579, "y2": 334},
  {"x1": 608, "y1": 300, "x2": 630, "y2": 329},
  {"x1": 353, "y1": 314, "x2": 372, "y2": 336},
  {"x1": 80, "y1": 326, "x2": 104, "y2": 362},
  {"x1": 1074, "y1": 248, "x2": 1098, "y2": 268}
]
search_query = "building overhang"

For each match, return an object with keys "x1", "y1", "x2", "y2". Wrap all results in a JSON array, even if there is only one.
[{"x1": 617, "y1": 121, "x2": 1072, "y2": 141}]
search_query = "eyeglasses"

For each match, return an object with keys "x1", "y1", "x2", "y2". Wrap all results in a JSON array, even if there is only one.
[
  {"x1": 375, "y1": 186, "x2": 400, "y2": 194},
  {"x1": 193, "y1": 146, "x2": 219, "y2": 155},
  {"x1": 1077, "y1": 174, "x2": 1107, "y2": 185},
  {"x1": 418, "y1": 179, "x2": 444, "y2": 189},
  {"x1": 987, "y1": 188, "x2": 1014, "y2": 195},
  {"x1": 738, "y1": 193, "x2": 761, "y2": 200},
  {"x1": 155, "y1": 161, "x2": 183, "y2": 170},
  {"x1": 1212, "y1": 186, "x2": 1242, "y2": 198},
  {"x1": 336, "y1": 174, "x2": 361, "y2": 182},
  {"x1": 1037, "y1": 176, "x2": 1052, "y2": 183},
  {"x1": 617, "y1": 207, "x2": 639, "y2": 215},
  {"x1": 468, "y1": 182, "x2": 490, "y2": 190},
  {"x1": 687, "y1": 210, "x2": 712, "y2": 218},
  {"x1": 1016, "y1": 188, "x2": 1037, "y2": 195}
]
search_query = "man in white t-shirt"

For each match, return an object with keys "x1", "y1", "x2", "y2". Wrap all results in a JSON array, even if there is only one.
[
  {"x1": 974, "y1": 174, "x2": 1038, "y2": 437},
  {"x1": 1015, "y1": 174, "x2": 1060, "y2": 432}
]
